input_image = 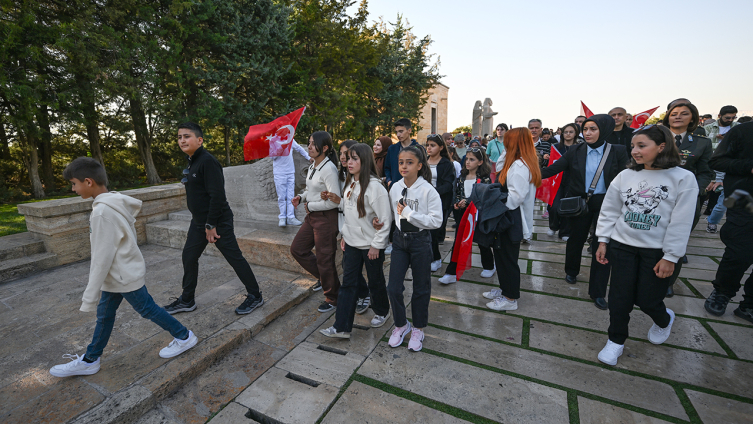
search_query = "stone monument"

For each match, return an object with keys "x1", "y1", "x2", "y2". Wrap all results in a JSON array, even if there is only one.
[
  {"x1": 471, "y1": 100, "x2": 483, "y2": 137},
  {"x1": 482, "y1": 98, "x2": 498, "y2": 137}
]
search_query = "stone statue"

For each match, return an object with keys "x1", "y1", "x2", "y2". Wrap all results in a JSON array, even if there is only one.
[
  {"x1": 472, "y1": 100, "x2": 483, "y2": 137},
  {"x1": 481, "y1": 98, "x2": 498, "y2": 137}
]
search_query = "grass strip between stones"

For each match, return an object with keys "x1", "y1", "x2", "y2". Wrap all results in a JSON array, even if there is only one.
[
  {"x1": 698, "y1": 319, "x2": 739, "y2": 360},
  {"x1": 567, "y1": 392, "x2": 580, "y2": 424},
  {"x1": 352, "y1": 374, "x2": 500, "y2": 424},
  {"x1": 315, "y1": 372, "x2": 357, "y2": 424},
  {"x1": 679, "y1": 277, "x2": 704, "y2": 298},
  {"x1": 521, "y1": 317, "x2": 531, "y2": 348},
  {"x1": 421, "y1": 306, "x2": 753, "y2": 408}
]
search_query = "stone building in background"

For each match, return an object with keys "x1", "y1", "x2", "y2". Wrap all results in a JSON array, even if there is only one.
[{"x1": 416, "y1": 83, "x2": 449, "y2": 142}]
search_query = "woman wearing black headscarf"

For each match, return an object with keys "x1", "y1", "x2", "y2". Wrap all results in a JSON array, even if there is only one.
[{"x1": 540, "y1": 114, "x2": 629, "y2": 310}]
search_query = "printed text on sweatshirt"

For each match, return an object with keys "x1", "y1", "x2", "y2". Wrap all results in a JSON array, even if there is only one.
[{"x1": 388, "y1": 177, "x2": 443, "y2": 231}]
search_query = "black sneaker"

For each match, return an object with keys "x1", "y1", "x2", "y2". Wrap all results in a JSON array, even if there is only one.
[
  {"x1": 235, "y1": 293, "x2": 264, "y2": 315},
  {"x1": 704, "y1": 289, "x2": 731, "y2": 316},
  {"x1": 317, "y1": 301, "x2": 335, "y2": 313},
  {"x1": 164, "y1": 296, "x2": 197, "y2": 315},
  {"x1": 356, "y1": 297, "x2": 371, "y2": 314},
  {"x1": 312, "y1": 280, "x2": 322, "y2": 291},
  {"x1": 733, "y1": 306, "x2": 753, "y2": 324}
]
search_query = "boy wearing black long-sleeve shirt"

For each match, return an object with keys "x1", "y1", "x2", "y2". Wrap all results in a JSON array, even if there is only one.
[{"x1": 164, "y1": 122, "x2": 264, "y2": 315}]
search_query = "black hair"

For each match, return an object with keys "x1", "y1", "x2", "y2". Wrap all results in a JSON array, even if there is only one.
[
  {"x1": 738, "y1": 116, "x2": 752, "y2": 123},
  {"x1": 394, "y1": 118, "x2": 412, "y2": 131},
  {"x1": 662, "y1": 102, "x2": 700, "y2": 132},
  {"x1": 346, "y1": 144, "x2": 381, "y2": 218},
  {"x1": 460, "y1": 148, "x2": 491, "y2": 179},
  {"x1": 575, "y1": 115, "x2": 586, "y2": 120},
  {"x1": 178, "y1": 122, "x2": 203, "y2": 138},
  {"x1": 719, "y1": 105, "x2": 738, "y2": 116},
  {"x1": 63, "y1": 157, "x2": 108, "y2": 186},
  {"x1": 426, "y1": 134, "x2": 450, "y2": 160},
  {"x1": 496, "y1": 123, "x2": 508, "y2": 131},
  {"x1": 447, "y1": 145, "x2": 461, "y2": 162},
  {"x1": 310, "y1": 131, "x2": 338, "y2": 166},
  {"x1": 627, "y1": 125, "x2": 681, "y2": 170},
  {"x1": 338, "y1": 139, "x2": 360, "y2": 181},
  {"x1": 667, "y1": 98, "x2": 690, "y2": 109},
  {"x1": 560, "y1": 123, "x2": 581, "y2": 144},
  {"x1": 399, "y1": 145, "x2": 432, "y2": 182}
]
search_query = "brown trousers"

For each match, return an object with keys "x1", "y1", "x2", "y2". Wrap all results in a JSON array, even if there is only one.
[{"x1": 290, "y1": 208, "x2": 340, "y2": 304}]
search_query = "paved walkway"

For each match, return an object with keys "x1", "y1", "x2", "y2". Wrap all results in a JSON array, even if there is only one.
[{"x1": 195, "y1": 204, "x2": 753, "y2": 424}]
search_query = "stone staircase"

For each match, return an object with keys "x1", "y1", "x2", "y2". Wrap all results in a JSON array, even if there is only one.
[{"x1": 0, "y1": 232, "x2": 57, "y2": 283}]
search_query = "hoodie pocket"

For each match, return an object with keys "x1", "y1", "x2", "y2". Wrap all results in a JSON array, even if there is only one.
[{"x1": 341, "y1": 223, "x2": 365, "y2": 246}]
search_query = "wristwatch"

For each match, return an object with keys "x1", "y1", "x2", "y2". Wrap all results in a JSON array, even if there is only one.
[{"x1": 205, "y1": 223, "x2": 216, "y2": 231}]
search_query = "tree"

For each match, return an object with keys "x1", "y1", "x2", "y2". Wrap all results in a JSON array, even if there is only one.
[{"x1": 453, "y1": 124, "x2": 472, "y2": 134}]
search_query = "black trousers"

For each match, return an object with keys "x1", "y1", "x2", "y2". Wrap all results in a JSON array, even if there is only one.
[
  {"x1": 668, "y1": 195, "x2": 702, "y2": 287},
  {"x1": 493, "y1": 236, "x2": 521, "y2": 299},
  {"x1": 548, "y1": 191, "x2": 572, "y2": 238},
  {"x1": 333, "y1": 244, "x2": 390, "y2": 333},
  {"x1": 607, "y1": 241, "x2": 671, "y2": 344},
  {"x1": 564, "y1": 194, "x2": 610, "y2": 299},
  {"x1": 431, "y1": 209, "x2": 451, "y2": 261},
  {"x1": 181, "y1": 219, "x2": 261, "y2": 301},
  {"x1": 712, "y1": 209, "x2": 753, "y2": 308},
  {"x1": 388, "y1": 229, "x2": 432, "y2": 328}
]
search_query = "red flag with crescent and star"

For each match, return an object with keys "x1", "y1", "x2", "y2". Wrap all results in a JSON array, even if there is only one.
[
  {"x1": 630, "y1": 106, "x2": 660, "y2": 129},
  {"x1": 243, "y1": 107, "x2": 306, "y2": 161},
  {"x1": 580, "y1": 101, "x2": 595, "y2": 118},
  {"x1": 450, "y1": 202, "x2": 478, "y2": 279},
  {"x1": 535, "y1": 146, "x2": 563, "y2": 206}
]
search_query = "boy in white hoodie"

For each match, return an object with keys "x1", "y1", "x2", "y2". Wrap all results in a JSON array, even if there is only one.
[{"x1": 50, "y1": 158, "x2": 197, "y2": 377}]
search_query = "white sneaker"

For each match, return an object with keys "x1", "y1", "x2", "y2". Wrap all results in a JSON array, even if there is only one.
[
  {"x1": 487, "y1": 296, "x2": 518, "y2": 311},
  {"x1": 648, "y1": 308, "x2": 675, "y2": 345},
  {"x1": 480, "y1": 267, "x2": 496, "y2": 278},
  {"x1": 388, "y1": 322, "x2": 412, "y2": 347},
  {"x1": 597, "y1": 340, "x2": 624, "y2": 366},
  {"x1": 385, "y1": 244, "x2": 393, "y2": 255},
  {"x1": 371, "y1": 311, "x2": 390, "y2": 328},
  {"x1": 50, "y1": 354, "x2": 100, "y2": 377},
  {"x1": 562, "y1": 236, "x2": 570, "y2": 242},
  {"x1": 482, "y1": 288, "x2": 502, "y2": 299},
  {"x1": 319, "y1": 326, "x2": 350, "y2": 339},
  {"x1": 430, "y1": 260, "x2": 442, "y2": 272},
  {"x1": 287, "y1": 217, "x2": 303, "y2": 226},
  {"x1": 159, "y1": 331, "x2": 198, "y2": 358},
  {"x1": 546, "y1": 229, "x2": 556, "y2": 236},
  {"x1": 278, "y1": 218, "x2": 286, "y2": 227},
  {"x1": 438, "y1": 274, "x2": 457, "y2": 284}
]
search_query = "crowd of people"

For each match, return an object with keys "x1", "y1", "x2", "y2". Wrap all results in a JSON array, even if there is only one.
[{"x1": 48, "y1": 101, "x2": 753, "y2": 378}]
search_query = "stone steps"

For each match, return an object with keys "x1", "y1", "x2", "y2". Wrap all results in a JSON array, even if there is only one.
[
  {"x1": 0, "y1": 232, "x2": 57, "y2": 283},
  {"x1": 0, "y1": 232, "x2": 46, "y2": 261},
  {"x1": 146, "y1": 210, "x2": 342, "y2": 275}
]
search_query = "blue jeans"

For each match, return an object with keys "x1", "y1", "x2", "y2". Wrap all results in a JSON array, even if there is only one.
[
  {"x1": 707, "y1": 189, "x2": 727, "y2": 225},
  {"x1": 85, "y1": 285, "x2": 189, "y2": 361}
]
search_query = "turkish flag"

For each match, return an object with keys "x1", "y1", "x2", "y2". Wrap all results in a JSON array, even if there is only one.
[
  {"x1": 451, "y1": 202, "x2": 478, "y2": 279},
  {"x1": 580, "y1": 101, "x2": 595, "y2": 118},
  {"x1": 243, "y1": 107, "x2": 306, "y2": 161},
  {"x1": 630, "y1": 106, "x2": 660, "y2": 129},
  {"x1": 535, "y1": 146, "x2": 563, "y2": 206}
]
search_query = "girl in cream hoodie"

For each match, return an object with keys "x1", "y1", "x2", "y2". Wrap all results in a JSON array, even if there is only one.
[{"x1": 319, "y1": 144, "x2": 393, "y2": 339}]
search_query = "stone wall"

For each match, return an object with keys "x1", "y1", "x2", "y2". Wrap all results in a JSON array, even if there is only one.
[
  {"x1": 17, "y1": 184, "x2": 187, "y2": 267},
  {"x1": 416, "y1": 83, "x2": 450, "y2": 142}
]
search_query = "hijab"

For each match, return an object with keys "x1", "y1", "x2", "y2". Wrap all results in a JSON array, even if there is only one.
[
  {"x1": 582, "y1": 114, "x2": 615, "y2": 149},
  {"x1": 374, "y1": 136, "x2": 393, "y2": 178}
]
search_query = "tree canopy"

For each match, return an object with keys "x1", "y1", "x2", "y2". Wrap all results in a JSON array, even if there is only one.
[{"x1": 0, "y1": 0, "x2": 441, "y2": 200}]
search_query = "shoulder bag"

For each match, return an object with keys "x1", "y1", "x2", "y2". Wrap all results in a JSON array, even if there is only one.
[{"x1": 557, "y1": 143, "x2": 611, "y2": 217}]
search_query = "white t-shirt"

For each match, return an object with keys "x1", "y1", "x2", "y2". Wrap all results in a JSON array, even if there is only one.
[
  {"x1": 430, "y1": 164, "x2": 438, "y2": 187},
  {"x1": 464, "y1": 179, "x2": 475, "y2": 198},
  {"x1": 719, "y1": 125, "x2": 731, "y2": 136}
]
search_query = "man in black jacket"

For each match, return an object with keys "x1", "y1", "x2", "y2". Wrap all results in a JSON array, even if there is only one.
[
  {"x1": 606, "y1": 107, "x2": 634, "y2": 150},
  {"x1": 541, "y1": 114, "x2": 629, "y2": 310},
  {"x1": 704, "y1": 122, "x2": 753, "y2": 323},
  {"x1": 164, "y1": 122, "x2": 264, "y2": 316}
]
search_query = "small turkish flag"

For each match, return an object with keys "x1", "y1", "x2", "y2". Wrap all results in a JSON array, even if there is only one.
[
  {"x1": 451, "y1": 202, "x2": 478, "y2": 279},
  {"x1": 535, "y1": 146, "x2": 563, "y2": 206},
  {"x1": 630, "y1": 106, "x2": 660, "y2": 129},
  {"x1": 243, "y1": 107, "x2": 306, "y2": 161},
  {"x1": 580, "y1": 101, "x2": 595, "y2": 118}
]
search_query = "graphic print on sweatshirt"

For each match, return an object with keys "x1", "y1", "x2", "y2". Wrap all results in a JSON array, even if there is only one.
[{"x1": 621, "y1": 180, "x2": 669, "y2": 230}]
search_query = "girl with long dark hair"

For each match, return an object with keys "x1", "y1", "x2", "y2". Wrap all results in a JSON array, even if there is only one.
[{"x1": 425, "y1": 134, "x2": 456, "y2": 271}]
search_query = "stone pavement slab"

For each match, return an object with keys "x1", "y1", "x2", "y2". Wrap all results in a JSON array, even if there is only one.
[
  {"x1": 420, "y1": 326, "x2": 688, "y2": 420},
  {"x1": 322, "y1": 381, "x2": 471, "y2": 424},
  {"x1": 306, "y1": 306, "x2": 396, "y2": 358},
  {"x1": 685, "y1": 390, "x2": 753, "y2": 424},
  {"x1": 358, "y1": 342, "x2": 570, "y2": 424},
  {"x1": 578, "y1": 397, "x2": 672, "y2": 424},
  {"x1": 274, "y1": 340, "x2": 364, "y2": 388},
  {"x1": 707, "y1": 321, "x2": 753, "y2": 360},
  {"x1": 409, "y1": 299, "x2": 524, "y2": 343}
]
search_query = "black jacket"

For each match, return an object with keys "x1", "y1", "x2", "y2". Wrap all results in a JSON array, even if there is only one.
[
  {"x1": 184, "y1": 146, "x2": 232, "y2": 226},
  {"x1": 606, "y1": 125, "x2": 634, "y2": 151},
  {"x1": 433, "y1": 157, "x2": 456, "y2": 210},
  {"x1": 453, "y1": 174, "x2": 492, "y2": 206},
  {"x1": 541, "y1": 115, "x2": 628, "y2": 199},
  {"x1": 709, "y1": 122, "x2": 753, "y2": 199},
  {"x1": 469, "y1": 183, "x2": 523, "y2": 245},
  {"x1": 677, "y1": 132, "x2": 714, "y2": 194}
]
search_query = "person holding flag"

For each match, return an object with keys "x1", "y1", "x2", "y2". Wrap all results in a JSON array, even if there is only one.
[
  {"x1": 438, "y1": 147, "x2": 495, "y2": 284},
  {"x1": 544, "y1": 123, "x2": 581, "y2": 240}
]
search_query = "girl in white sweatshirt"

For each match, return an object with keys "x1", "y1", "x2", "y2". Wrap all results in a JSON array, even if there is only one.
[
  {"x1": 594, "y1": 125, "x2": 698, "y2": 366},
  {"x1": 387, "y1": 146, "x2": 443, "y2": 352},
  {"x1": 319, "y1": 144, "x2": 393, "y2": 339}
]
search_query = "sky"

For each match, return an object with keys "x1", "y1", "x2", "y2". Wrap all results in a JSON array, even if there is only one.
[{"x1": 349, "y1": 0, "x2": 753, "y2": 131}]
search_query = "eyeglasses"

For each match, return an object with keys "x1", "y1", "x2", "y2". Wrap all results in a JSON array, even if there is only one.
[
  {"x1": 181, "y1": 168, "x2": 189, "y2": 184},
  {"x1": 346, "y1": 182, "x2": 356, "y2": 199}
]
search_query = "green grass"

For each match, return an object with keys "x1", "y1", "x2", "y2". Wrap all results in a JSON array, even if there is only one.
[{"x1": 0, "y1": 203, "x2": 27, "y2": 237}]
